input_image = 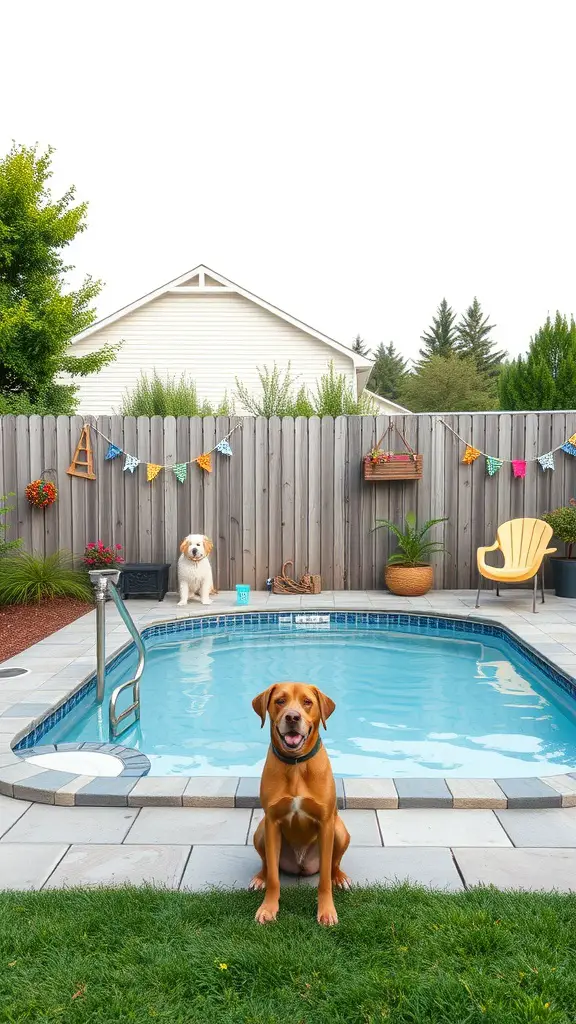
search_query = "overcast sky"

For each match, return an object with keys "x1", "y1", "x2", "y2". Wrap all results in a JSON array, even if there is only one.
[{"x1": 2, "y1": 1, "x2": 575, "y2": 363}]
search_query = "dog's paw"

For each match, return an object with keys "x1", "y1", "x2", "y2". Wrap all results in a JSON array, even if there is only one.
[
  {"x1": 248, "y1": 872, "x2": 266, "y2": 892},
  {"x1": 177, "y1": 601, "x2": 187, "y2": 607},
  {"x1": 201, "y1": 599, "x2": 212, "y2": 606},
  {"x1": 332, "y1": 870, "x2": 351, "y2": 890},
  {"x1": 255, "y1": 901, "x2": 278, "y2": 924},
  {"x1": 317, "y1": 901, "x2": 338, "y2": 927}
]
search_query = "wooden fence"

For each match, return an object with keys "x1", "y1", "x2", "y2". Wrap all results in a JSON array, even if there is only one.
[{"x1": 1, "y1": 413, "x2": 575, "y2": 591}]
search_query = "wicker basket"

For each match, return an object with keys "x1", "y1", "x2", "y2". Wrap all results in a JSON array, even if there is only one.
[
  {"x1": 273, "y1": 561, "x2": 322, "y2": 595},
  {"x1": 385, "y1": 564, "x2": 433, "y2": 596},
  {"x1": 364, "y1": 453, "x2": 423, "y2": 481}
]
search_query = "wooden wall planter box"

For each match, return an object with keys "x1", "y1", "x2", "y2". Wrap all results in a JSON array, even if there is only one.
[{"x1": 363, "y1": 453, "x2": 423, "y2": 482}]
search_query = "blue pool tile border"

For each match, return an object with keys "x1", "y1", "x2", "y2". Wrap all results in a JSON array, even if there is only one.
[{"x1": 4, "y1": 608, "x2": 576, "y2": 809}]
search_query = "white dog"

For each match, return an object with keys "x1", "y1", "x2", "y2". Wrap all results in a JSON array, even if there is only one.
[{"x1": 177, "y1": 534, "x2": 215, "y2": 606}]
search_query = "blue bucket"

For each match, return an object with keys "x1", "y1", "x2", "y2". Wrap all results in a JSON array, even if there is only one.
[{"x1": 236, "y1": 584, "x2": 250, "y2": 605}]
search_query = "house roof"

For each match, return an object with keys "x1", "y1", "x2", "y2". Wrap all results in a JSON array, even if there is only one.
[{"x1": 70, "y1": 263, "x2": 373, "y2": 374}]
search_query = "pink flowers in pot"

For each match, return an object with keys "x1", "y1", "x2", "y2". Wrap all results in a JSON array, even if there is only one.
[{"x1": 83, "y1": 541, "x2": 124, "y2": 569}]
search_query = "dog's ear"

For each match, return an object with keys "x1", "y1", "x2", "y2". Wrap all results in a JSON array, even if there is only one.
[
  {"x1": 313, "y1": 688, "x2": 336, "y2": 729},
  {"x1": 204, "y1": 536, "x2": 213, "y2": 556},
  {"x1": 179, "y1": 539, "x2": 189, "y2": 554},
  {"x1": 252, "y1": 685, "x2": 276, "y2": 728}
]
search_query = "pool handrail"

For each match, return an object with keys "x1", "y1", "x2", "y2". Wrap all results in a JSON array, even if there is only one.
[{"x1": 88, "y1": 569, "x2": 146, "y2": 739}]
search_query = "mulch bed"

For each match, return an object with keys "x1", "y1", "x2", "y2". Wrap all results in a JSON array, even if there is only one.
[{"x1": 0, "y1": 597, "x2": 94, "y2": 663}]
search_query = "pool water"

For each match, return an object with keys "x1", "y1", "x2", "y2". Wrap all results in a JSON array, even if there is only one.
[{"x1": 39, "y1": 623, "x2": 576, "y2": 778}]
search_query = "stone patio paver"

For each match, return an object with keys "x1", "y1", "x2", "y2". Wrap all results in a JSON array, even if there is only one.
[
  {"x1": 180, "y1": 845, "x2": 288, "y2": 891},
  {"x1": 495, "y1": 807, "x2": 576, "y2": 847},
  {"x1": 1, "y1": 804, "x2": 138, "y2": 844},
  {"x1": 0, "y1": 843, "x2": 68, "y2": 890},
  {"x1": 454, "y1": 847, "x2": 576, "y2": 891},
  {"x1": 0, "y1": 792, "x2": 30, "y2": 837},
  {"x1": 377, "y1": 809, "x2": 512, "y2": 847},
  {"x1": 44, "y1": 844, "x2": 190, "y2": 889},
  {"x1": 301, "y1": 847, "x2": 463, "y2": 890},
  {"x1": 447, "y1": 779, "x2": 507, "y2": 809},
  {"x1": 339, "y1": 810, "x2": 383, "y2": 845},
  {"x1": 125, "y1": 806, "x2": 252, "y2": 845}
]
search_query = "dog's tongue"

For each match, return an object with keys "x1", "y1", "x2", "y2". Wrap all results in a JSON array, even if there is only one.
[{"x1": 284, "y1": 733, "x2": 302, "y2": 748}]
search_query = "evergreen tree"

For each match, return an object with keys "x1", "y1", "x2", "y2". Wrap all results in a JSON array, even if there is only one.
[
  {"x1": 399, "y1": 354, "x2": 498, "y2": 412},
  {"x1": 352, "y1": 333, "x2": 370, "y2": 356},
  {"x1": 499, "y1": 313, "x2": 576, "y2": 410},
  {"x1": 0, "y1": 143, "x2": 117, "y2": 413},
  {"x1": 368, "y1": 342, "x2": 407, "y2": 401},
  {"x1": 419, "y1": 298, "x2": 458, "y2": 360},
  {"x1": 456, "y1": 297, "x2": 505, "y2": 378}
]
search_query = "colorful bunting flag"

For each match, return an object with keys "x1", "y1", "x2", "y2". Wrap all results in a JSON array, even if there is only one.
[
  {"x1": 123, "y1": 454, "x2": 140, "y2": 473},
  {"x1": 568, "y1": 434, "x2": 576, "y2": 445},
  {"x1": 105, "y1": 443, "x2": 122, "y2": 461},
  {"x1": 147, "y1": 463, "x2": 162, "y2": 482},
  {"x1": 216, "y1": 439, "x2": 233, "y2": 457},
  {"x1": 173, "y1": 463, "x2": 187, "y2": 483},
  {"x1": 462, "y1": 445, "x2": 481, "y2": 464},
  {"x1": 196, "y1": 452, "x2": 212, "y2": 473},
  {"x1": 538, "y1": 451, "x2": 555, "y2": 471},
  {"x1": 561, "y1": 442, "x2": 576, "y2": 457},
  {"x1": 512, "y1": 460, "x2": 527, "y2": 479},
  {"x1": 486, "y1": 456, "x2": 503, "y2": 476}
]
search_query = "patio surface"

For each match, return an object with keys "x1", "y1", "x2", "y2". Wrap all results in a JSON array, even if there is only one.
[{"x1": 2, "y1": 588, "x2": 576, "y2": 891}]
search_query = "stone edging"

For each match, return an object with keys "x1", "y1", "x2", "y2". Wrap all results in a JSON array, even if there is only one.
[{"x1": 1, "y1": 607, "x2": 576, "y2": 809}]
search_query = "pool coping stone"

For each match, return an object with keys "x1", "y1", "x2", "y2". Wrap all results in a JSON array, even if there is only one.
[{"x1": 2, "y1": 596, "x2": 576, "y2": 809}]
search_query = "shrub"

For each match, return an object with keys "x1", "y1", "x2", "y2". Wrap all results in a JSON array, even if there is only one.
[
  {"x1": 541, "y1": 500, "x2": 576, "y2": 558},
  {"x1": 0, "y1": 494, "x2": 22, "y2": 557},
  {"x1": 83, "y1": 542, "x2": 124, "y2": 569},
  {"x1": 313, "y1": 362, "x2": 376, "y2": 416},
  {"x1": 235, "y1": 361, "x2": 376, "y2": 417},
  {"x1": 234, "y1": 363, "x2": 298, "y2": 417},
  {"x1": 120, "y1": 372, "x2": 233, "y2": 417},
  {"x1": 0, "y1": 551, "x2": 93, "y2": 605}
]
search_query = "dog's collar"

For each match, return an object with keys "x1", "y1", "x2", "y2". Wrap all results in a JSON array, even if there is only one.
[{"x1": 270, "y1": 735, "x2": 322, "y2": 766}]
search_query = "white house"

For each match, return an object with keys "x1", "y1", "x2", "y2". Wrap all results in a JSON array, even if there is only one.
[{"x1": 67, "y1": 264, "x2": 410, "y2": 415}]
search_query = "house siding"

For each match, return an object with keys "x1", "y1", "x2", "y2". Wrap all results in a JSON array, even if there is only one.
[{"x1": 67, "y1": 291, "x2": 354, "y2": 414}]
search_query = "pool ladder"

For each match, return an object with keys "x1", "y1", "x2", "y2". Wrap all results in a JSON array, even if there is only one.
[{"x1": 88, "y1": 570, "x2": 146, "y2": 740}]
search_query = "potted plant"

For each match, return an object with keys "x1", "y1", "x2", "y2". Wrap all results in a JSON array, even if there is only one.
[
  {"x1": 541, "y1": 500, "x2": 576, "y2": 598},
  {"x1": 374, "y1": 511, "x2": 448, "y2": 596}
]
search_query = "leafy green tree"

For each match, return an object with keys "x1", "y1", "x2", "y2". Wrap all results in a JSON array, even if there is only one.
[
  {"x1": 419, "y1": 299, "x2": 458, "y2": 360},
  {"x1": 499, "y1": 313, "x2": 576, "y2": 410},
  {"x1": 368, "y1": 342, "x2": 407, "y2": 400},
  {"x1": 456, "y1": 297, "x2": 505, "y2": 377},
  {"x1": 351, "y1": 334, "x2": 370, "y2": 356},
  {"x1": 399, "y1": 354, "x2": 498, "y2": 412},
  {"x1": 0, "y1": 143, "x2": 117, "y2": 412}
]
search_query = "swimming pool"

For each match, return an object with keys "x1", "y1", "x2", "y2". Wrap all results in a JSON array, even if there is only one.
[{"x1": 27, "y1": 612, "x2": 576, "y2": 779}]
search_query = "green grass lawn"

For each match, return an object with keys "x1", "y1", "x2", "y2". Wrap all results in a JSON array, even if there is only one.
[{"x1": 1, "y1": 886, "x2": 576, "y2": 1023}]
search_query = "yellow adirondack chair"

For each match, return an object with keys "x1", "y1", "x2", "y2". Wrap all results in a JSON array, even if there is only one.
[{"x1": 476, "y1": 518, "x2": 556, "y2": 613}]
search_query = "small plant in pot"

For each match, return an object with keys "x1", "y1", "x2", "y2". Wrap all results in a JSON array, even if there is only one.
[
  {"x1": 541, "y1": 500, "x2": 576, "y2": 598},
  {"x1": 374, "y1": 511, "x2": 448, "y2": 596}
]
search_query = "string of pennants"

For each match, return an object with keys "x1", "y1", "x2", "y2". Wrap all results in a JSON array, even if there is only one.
[
  {"x1": 440, "y1": 419, "x2": 576, "y2": 478},
  {"x1": 83, "y1": 421, "x2": 240, "y2": 484}
]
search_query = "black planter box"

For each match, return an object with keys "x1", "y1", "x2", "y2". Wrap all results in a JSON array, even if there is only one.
[
  {"x1": 119, "y1": 563, "x2": 171, "y2": 601},
  {"x1": 550, "y1": 557, "x2": 576, "y2": 599}
]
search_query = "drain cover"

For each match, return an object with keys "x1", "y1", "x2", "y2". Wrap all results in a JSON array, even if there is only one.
[{"x1": 0, "y1": 667, "x2": 30, "y2": 679}]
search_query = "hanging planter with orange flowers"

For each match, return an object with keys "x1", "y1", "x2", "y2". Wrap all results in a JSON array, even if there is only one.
[{"x1": 25, "y1": 478, "x2": 58, "y2": 509}]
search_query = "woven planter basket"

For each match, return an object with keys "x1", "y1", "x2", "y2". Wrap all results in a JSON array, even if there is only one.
[{"x1": 385, "y1": 564, "x2": 433, "y2": 597}]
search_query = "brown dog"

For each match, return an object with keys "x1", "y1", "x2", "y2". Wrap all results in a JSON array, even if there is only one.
[{"x1": 249, "y1": 682, "x2": 350, "y2": 926}]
